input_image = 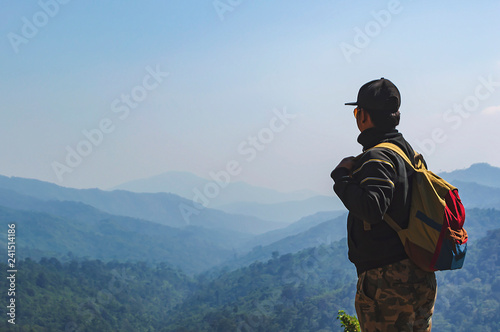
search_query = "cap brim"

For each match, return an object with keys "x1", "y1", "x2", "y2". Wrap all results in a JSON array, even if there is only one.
[{"x1": 344, "y1": 102, "x2": 358, "y2": 106}]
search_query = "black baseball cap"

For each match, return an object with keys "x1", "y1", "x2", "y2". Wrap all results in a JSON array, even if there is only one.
[{"x1": 345, "y1": 78, "x2": 401, "y2": 112}]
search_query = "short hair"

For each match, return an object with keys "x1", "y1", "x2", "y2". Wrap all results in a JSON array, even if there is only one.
[{"x1": 364, "y1": 109, "x2": 400, "y2": 131}]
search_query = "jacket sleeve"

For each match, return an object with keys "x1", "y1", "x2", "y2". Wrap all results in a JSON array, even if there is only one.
[{"x1": 331, "y1": 149, "x2": 397, "y2": 224}]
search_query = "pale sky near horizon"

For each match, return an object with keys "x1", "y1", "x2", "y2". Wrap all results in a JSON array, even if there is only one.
[{"x1": 1, "y1": 1, "x2": 500, "y2": 196}]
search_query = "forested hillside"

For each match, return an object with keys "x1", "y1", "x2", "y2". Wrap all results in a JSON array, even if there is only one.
[
  {"x1": 0, "y1": 205, "x2": 246, "y2": 275},
  {"x1": 0, "y1": 174, "x2": 499, "y2": 331},
  {"x1": 433, "y1": 227, "x2": 500, "y2": 331},
  {"x1": 0, "y1": 258, "x2": 194, "y2": 331},
  {"x1": 2, "y1": 228, "x2": 499, "y2": 331}
]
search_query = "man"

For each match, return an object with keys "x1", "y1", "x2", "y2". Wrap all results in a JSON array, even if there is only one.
[{"x1": 330, "y1": 78, "x2": 437, "y2": 332}]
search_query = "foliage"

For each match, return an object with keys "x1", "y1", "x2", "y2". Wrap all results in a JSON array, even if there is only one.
[
  {"x1": 337, "y1": 310, "x2": 360, "y2": 332},
  {"x1": 432, "y1": 227, "x2": 500, "y2": 332},
  {"x1": 162, "y1": 241, "x2": 357, "y2": 331},
  {"x1": 1, "y1": 227, "x2": 500, "y2": 331},
  {"x1": 463, "y1": 207, "x2": 500, "y2": 239},
  {"x1": 0, "y1": 258, "x2": 195, "y2": 331},
  {"x1": 0, "y1": 205, "x2": 243, "y2": 274}
]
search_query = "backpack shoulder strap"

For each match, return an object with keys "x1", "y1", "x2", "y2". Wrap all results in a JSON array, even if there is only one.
[
  {"x1": 371, "y1": 142, "x2": 415, "y2": 233},
  {"x1": 372, "y1": 142, "x2": 417, "y2": 171}
]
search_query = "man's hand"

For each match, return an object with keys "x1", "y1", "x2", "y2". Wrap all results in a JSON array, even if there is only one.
[{"x1": 334, "y1": 156, "x2": 356, "y2": 172}]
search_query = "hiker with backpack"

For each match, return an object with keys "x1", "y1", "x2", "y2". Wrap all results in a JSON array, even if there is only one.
[{"x1": 330, "y1": 78, "x2": 447, "y2": 331}]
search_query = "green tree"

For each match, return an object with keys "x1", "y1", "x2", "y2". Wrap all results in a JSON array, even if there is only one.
[{"x1": 337, "y1": 310, "x2": 360, "y2": 332}]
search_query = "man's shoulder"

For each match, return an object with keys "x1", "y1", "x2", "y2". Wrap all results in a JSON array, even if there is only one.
[
  {"x1": 354, "y1": 145, "x2": 407, "y2": 176},
  {"x1": 359, "y1": 146, "x2": 399, "y2": 164},
  {"x1": 364, "y1": 140, "x2": 415, "y2": 164}
]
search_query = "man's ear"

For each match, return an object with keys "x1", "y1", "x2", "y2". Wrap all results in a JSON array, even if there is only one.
[
  {"x1": 360, "y1": 108, "x2": 369, "y2": 123},
  {"x1": 358, "y1": 108, "x2": 375, "y2": 131}
]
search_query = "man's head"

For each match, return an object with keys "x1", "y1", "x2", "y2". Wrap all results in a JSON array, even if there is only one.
[{"x1": 345, "y1": 78, "x2": 401, "y2": 131}]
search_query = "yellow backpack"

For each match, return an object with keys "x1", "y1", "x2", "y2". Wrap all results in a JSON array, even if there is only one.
[{"x1": 374, "y1": 142, "x2": 468, "y2": 272}]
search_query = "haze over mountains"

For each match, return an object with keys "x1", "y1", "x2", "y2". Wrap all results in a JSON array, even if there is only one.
[
  {"x1": 112, "y1": 171, "x2": 320, "y2": 205},
  {"x1": 1, "y1": 162, "x2": 500, "y2": 330},
  {"x1": 113, "y1": 171, "x2": 344, "y2": 222},
  {"x1": 0, "y1": 162, "x2": 499, "y2": 275},
  {"x1": 438, "y1": 163, "x2": 500, "y2": 209},
  {"x1": 0, "y1": 175, "x2": 283, "y2": 234},
  {"x1": 0, "y1": 174, "x2": 344, "y2": 274},
  {"x1": 111, "y1": 162, "x2": 500, "y2": 222}
]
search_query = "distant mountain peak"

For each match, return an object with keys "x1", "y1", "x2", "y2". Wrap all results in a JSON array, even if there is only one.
[
  {"x1": 468, "y1": 162, "x2": 495, "y2": 169},
  {"x1": 439, "y1": 162, "x2": 500, "y2": 189}
]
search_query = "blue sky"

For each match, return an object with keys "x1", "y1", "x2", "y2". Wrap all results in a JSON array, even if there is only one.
[{"x1": 1, "y1": 0, "x2": 500, "y2": 195}]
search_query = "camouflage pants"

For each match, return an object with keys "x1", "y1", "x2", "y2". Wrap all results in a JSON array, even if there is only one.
[{"x1": 355, "y1": 259, "x2": 437, "y2": 332}]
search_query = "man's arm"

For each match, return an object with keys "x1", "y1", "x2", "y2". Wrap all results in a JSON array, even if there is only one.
[{"x1": 331, "y1": 150, "x2": 397, "y2": 224}]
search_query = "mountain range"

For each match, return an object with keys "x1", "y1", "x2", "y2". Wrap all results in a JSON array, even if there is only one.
[
  {"x1": 111, "y1": 171, "x2": 319, "y2": 204},
  {"x1": 439, "y1": 162, "x2": 500, "y2": 188},
  {"x1": 0, "y1": 190, "x2": 253, "y2": 274},
  {"x1": 0, "y1": 175, "x2": 283, "y2": 234},
  {"x1": 112, "y1": 170, "x2": 345, "y2": 222},
  {"x1": 0, "y1": 175, "x2": 340, "y2": 274},
  {"x1": 109, "y1": 162, "x2": 500, "y2": 222},
  {"x1": 0, "y1": 162, "x2": 500, "y2": 274}
]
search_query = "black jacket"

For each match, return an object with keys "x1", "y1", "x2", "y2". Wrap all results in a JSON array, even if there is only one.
[{"x1": 331, "y1": 127, "x2": 416, "y2": 275}]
